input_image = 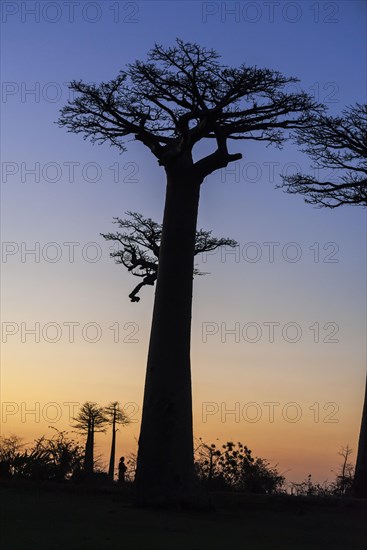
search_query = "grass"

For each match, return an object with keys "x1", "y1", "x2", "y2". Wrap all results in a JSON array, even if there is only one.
[{"x1": 1, "y1": 482, "x2": 366, "y2": 550}]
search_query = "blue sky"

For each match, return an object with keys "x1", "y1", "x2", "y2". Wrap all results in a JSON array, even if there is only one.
[{"x1": 1, "y1": 0, "x2": 366, "y2": 481}]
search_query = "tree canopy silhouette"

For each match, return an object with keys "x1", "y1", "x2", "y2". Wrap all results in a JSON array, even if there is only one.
[
  {"x1": 101, "y1": 211, "x2": 237, "y2": 302},
  {"x1": 59, "y1": 38, "x2": 322, "y2": 504},
  {"x1": 72, "y1": 402, "x2": 107, "y2": 477},
  {"x1": 279, "y1": 103, "x2": 367, "y2": 207}
]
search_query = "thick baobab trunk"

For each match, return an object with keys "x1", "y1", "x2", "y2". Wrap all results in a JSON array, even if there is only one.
[
  {"x1": 108, "y1": 414, "x2": 116, "y2": 482},
  {"x1": 134, "y1": 165, "x2": 201, "y2": 504},
  {"x1": 353, "y1": 373, "x2": 367, "y2": 497},
  {"x1": 84, "y1": 426, "x2": 94, "y2": 476}
]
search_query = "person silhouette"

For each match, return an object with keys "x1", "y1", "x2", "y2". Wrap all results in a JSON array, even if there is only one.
[{"x1": 118, "y1": 456, "x2": 127, "y2": 484}]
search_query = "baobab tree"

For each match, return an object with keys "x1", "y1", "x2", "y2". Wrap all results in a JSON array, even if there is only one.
[
  {"x1": 101, "y1": 211, "x2": 237, "y2": 302},
  {"x1": 72, "y1": 401, "x2": 107, "y2": 477},
  {"x1": 104, "y1": 401, "x2": 131, "y2": 482},
  {"x1": 59, "y1": 39, "x2": 322, "y2": 504},
  {"x1": 355, "y1": 377, "x2": 367, "y2": 498},
  {"x1": 279, "y1": 103, "x2": 367, "y2": 497}
]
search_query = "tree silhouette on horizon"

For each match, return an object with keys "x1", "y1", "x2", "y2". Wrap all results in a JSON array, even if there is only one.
[
  {"x1": 59, "y1": 38, "x2": 322, "y2": 504},
  {"x1": 72, "y1": 402, "x2": 107, "y2": 477},
  {"x1": 104, "y1": 402, "x2": 131, "y2": 482}
]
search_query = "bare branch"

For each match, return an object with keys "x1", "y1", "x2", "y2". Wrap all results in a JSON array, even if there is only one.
[
  {"x1": 58, "y1": 39, "x2": 322, "y2": 174},
  {"x1": 279, "y1": 104, "x2": 367, "y2": 207}
]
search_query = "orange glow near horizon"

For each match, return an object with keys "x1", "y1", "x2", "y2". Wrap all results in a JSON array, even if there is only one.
[{"x1": 1, "y1": 334, "x2": 364, "y2": 484}]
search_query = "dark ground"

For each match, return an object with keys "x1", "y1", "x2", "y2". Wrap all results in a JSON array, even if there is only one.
[{"x1": 1, "y1": 481, "x2": 366, "y2": 550}]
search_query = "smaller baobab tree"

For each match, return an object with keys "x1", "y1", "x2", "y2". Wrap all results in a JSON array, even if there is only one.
[
  {"x1": 72, "y1": 401, "x2": 107, "y2": 477},
  {"x1": 101, "y1": 211, "x2": 238, "y2": 302},
  {"x1": 104, "y1": 401, "x2": 131, "y2": 482}
]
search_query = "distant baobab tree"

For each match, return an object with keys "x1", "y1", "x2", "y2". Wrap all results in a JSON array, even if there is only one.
[
  {"x1": 279, "y1": 102, "x2": 367, "y2": 498},
  {"x1": 59, "y1": 38, "x2": 322, "y2": 504},
  {"x1": 101, "y1": 211, "x2": 237, "y2": 302},
  {"x1": 104, "y1": 402, "x2": 131, "y2": 482},
  {"x1": 72, "y1": 401, "x2": 107, "y2": 477}
]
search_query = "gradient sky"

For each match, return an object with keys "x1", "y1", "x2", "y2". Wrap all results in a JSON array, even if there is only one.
[{"x1": 1, "y1": 0, "x2": 366, "y2": 483}]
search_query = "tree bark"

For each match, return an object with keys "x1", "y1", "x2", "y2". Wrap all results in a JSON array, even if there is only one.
[
  {"x1": 108, "y1": 412, "x2": 116, "y2": 481},
  {"x1": 353, "y1": 373, "x2": 367, "y2": 497},
  {"x1": 84, "y1": 427, "x2": 94, "y2": 477},
  {"x1": 134, "y1": 163, "x2": 201, "y2": 504}
]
